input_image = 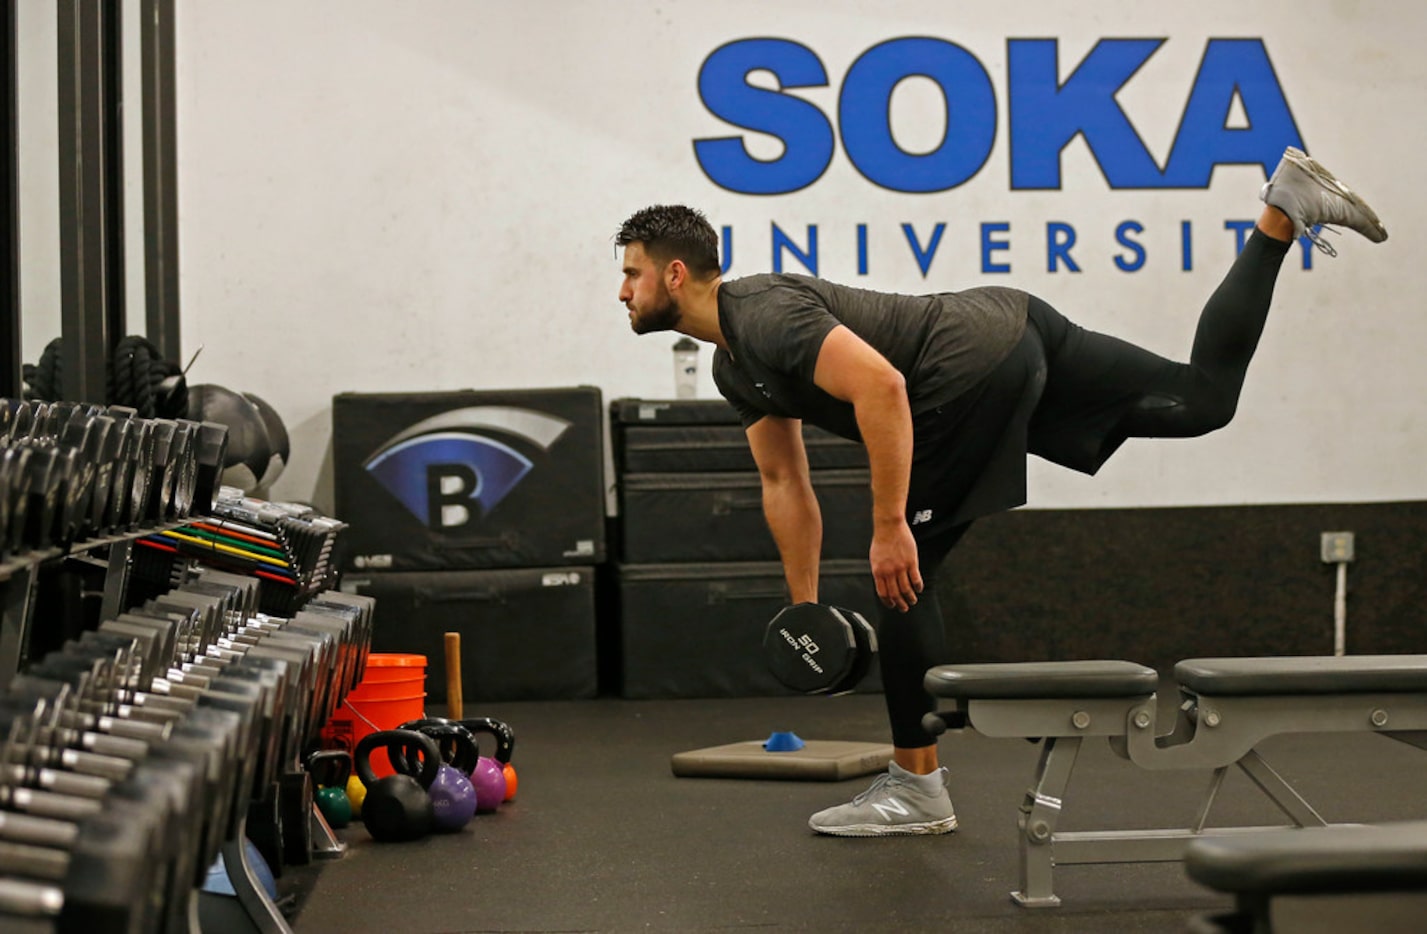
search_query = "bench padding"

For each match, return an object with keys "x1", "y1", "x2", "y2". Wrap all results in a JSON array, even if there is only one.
[
  {"x1": 1185, "y1": 821, "x2": 1427, "y2": 895},
  {"x1": 924, "y1": 660, "x2": 1158, "y2": 699},
  {"x1": 1175, "y1": 655, "x2": 1427, "y2": 696}
]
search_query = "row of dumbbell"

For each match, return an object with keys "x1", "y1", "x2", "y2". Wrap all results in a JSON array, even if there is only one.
[
  {"x1": 0, "y1": 567, "x2": 372, "y2": 933},
  {"x1": 1, "y1": 399, "x2": 230, "y2": 561}
]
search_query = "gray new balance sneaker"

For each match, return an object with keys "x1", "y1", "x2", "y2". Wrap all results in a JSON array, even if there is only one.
[
  {"x1": 808, "y1": 762, "x2": 958, "y2": 837},
  {"x1": 1260, "y1": 146, "x2": 1388, "y2": 256}
]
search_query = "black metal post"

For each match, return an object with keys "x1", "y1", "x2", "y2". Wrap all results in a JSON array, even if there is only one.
[
  {"x1": 56, "y1": 0, "x2": 120, "y2": 404},
  {"x1": 101, "y1": 0, "x2": 125, "y2": 349},
  {"x1": 141, "y1": 0, "x2": 179, "y2": 362}
]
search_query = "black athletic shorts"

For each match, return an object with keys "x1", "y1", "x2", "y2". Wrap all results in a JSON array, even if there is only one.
[{"x1": 906, "y1": 295, "x2": 1180, "y2": 545}]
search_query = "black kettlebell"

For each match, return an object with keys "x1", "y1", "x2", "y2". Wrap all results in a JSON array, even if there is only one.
[
  {"x1": 397, "y1": 718, "x2": 481, "y2": 773},
  {"x1": 353, "y1": 729, "x2": 440, "y2": 843}
]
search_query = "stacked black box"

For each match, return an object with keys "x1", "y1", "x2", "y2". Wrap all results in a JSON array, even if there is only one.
[
  {"x1": 610, "y1": 398, "x2": 881, "y2": 698},
  {"x1": 333, "y1": 388, "x2": 604, "y2": 702}
]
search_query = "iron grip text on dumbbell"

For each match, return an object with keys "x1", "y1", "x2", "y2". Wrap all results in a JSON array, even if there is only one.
[{"x1": 778, "y1": 628, "x2": 824, "y2": 674}]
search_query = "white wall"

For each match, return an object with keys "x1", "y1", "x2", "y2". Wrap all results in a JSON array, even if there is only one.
[{"x1": 18, "y1": 1, "x2": 1427, "y2": 513}]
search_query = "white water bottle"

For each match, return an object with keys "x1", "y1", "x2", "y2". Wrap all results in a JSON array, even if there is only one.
[{"x1": 672, "y1": 337, "x2": 699, "y2": 399}]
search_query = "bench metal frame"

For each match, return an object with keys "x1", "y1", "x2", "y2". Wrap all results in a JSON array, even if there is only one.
[{"x1": 931, "y1": 664, "x2": 1427, "y2": 908}]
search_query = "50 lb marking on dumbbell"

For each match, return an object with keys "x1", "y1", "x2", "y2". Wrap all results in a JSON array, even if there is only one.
[{"x1": 763, "y1": 603, "x2": 877, "y2": 695}]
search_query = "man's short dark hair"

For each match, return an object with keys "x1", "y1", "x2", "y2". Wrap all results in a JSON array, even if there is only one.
[{"x1": 615, "y1": 205, "x2": 721, "y2": 279}]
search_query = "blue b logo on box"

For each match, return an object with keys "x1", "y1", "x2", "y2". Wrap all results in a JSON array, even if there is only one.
[{"x1": 364, "y1": 407, "x2": 571, "y2": 530}]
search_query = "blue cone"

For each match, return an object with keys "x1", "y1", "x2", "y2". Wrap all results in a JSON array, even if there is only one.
[{"x1": 764, "y1": 731, "x2": 806, "y2": 752}]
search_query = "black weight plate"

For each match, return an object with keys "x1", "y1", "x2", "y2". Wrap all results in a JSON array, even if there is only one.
[
  {"x1": 829, "y1": 607, "x2": 877, "y2": 695},
  {"x1": 170, "y1": 421, "x2": 199, "y2": 518},
  {"x1": 104, "y1": 417, "x2": 135, "y2": 532},
  {"x1": 763, "y1": 603, "x2": 857, "y2": 694},
  {"x1": 127, "y1": 420, "x2": 156, "y2": 528},
  {"x1": 147, "y1": 420, "x2": 178, "y2": 522},
  {"x1": 82, "y1": 415, "x2": 117, "y2": 537}
]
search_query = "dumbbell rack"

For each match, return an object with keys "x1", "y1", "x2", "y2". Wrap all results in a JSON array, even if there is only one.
[
  {"x1": 0, "y1": 528, "x2": 180, "y2": 693},
  {"x1": 134, "y1": 489, "x2": 348, "y2": 619},
  {"x1": 2, "y1": 398, "x2": 230, "y2": 690},
  {"x1": 0, "y1": 399, "x2": 375, "y2": 931},
  {"x1": 0, "y1": 558, "x2": 373, "y2": 932},
  {"x1": 0, "y1": 539, "x2": 373, "y2": 930}
]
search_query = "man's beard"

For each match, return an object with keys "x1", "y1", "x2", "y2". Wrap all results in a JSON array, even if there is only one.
[{"x1": 630, "y1": 291, "x2": 681, "y2": 334}]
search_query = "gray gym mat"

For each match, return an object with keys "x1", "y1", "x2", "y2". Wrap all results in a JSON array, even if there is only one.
[{"x1": 670, "y1": 738, "x2": 893, "y2": 780}]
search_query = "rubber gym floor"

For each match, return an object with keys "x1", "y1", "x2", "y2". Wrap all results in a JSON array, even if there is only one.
[{"x1": 282, "y1": 689, "x2": 1424, "y2": 933}]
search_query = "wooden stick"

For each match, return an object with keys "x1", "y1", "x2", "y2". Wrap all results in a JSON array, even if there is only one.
[{"x1": 444, "y1": 631, "x2": 463, "y2": 720}]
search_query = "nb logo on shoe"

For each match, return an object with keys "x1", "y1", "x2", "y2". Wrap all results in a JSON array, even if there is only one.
[
  {"x1": 363, "y1": 407, "x2": 571, "y2": 531},
  {"x1": 871, "y1": 797, "x2": 911, "y2": 821}
]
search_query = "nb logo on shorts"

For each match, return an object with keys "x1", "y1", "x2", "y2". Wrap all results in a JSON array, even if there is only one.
[{"x1": 911, "y1": 509, "x2": 934, "y2": 525}]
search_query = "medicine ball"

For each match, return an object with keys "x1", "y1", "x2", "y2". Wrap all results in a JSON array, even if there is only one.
[
  {"x1": 188, "y1": 383, "x2": 273, "y2": 493},
  {"x1": 242, "y1": 392, "x2": 290, "y2": 489}
]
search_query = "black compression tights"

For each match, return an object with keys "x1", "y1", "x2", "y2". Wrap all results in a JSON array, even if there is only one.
[{"x1": 878, "y1": 228, "x2": 1293, "y2": 749}]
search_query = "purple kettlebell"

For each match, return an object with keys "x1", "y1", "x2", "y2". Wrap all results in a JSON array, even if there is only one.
[
  {"x1": 460, "y1": 717, "x2": 515, "y2": 812},
  {"x1": 397, "y1": 719, "x2": 478, "y2": 832}
]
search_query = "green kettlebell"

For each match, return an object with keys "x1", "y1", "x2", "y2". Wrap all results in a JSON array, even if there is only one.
[
  {"x1": 353, "y1": 729, "x2": 440, "y2": 843},
  {"x1": 306, "y1": 749, "x2": 354, "y2": 829}
]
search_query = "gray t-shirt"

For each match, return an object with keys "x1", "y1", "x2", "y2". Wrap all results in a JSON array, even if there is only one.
[{"x1": 712, "y1": 273, "x2": 1028, "y2": 440}]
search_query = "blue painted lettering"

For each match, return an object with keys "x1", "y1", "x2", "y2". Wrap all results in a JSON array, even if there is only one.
[{"x1": 695, "y1": 37, "x2": 1302, "y2": 194}]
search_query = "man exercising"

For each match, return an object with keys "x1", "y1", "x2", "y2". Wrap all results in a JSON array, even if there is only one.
[{"x1": 614, "y1": 146, "x2": 1387, "y2": 837}]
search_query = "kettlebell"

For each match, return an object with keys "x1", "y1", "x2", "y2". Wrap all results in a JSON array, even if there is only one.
[
  {"x1": 397, "y1": 720, "x2": 479, "y2": 832},
  {"x1": 345, "y1": 774, "x2": 367, "y2": 819},
  {"x1": 353, "y1": 729, "x2": 440, "y2": 843},
  {"x1": 306, "y1": 750, "x2": 354, "y2": 829},
  {"x1": 460, "y1": 717, "x2": 517, "y2": 809},
  {"x1": 397, "y1": 718, "x2": 480, "y2": 772}
]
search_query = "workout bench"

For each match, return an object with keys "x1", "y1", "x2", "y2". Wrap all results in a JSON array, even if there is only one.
[
  {"x1": 921, "y1": 655, "x2": 1427, "y2": 908},
  {"x1": 1185, "y1": 820, "x2": 1427, "y2": 933}
]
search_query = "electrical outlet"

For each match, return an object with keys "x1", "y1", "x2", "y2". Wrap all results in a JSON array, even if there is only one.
[{"x1": 1320, "y1": 531, "x2": 1355, "y2": 564}]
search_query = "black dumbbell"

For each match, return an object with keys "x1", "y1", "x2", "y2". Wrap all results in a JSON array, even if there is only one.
[
  {"x1": 101, "y1": 412, "x2": 136, "y2": 533},
  {"x1": 0, "y1": 397, "x2": 15, "y2": 443},
  {"x1": 52, "y1": 413, "x2": 100, "y2": 546},
  {"x1": 187, "y1": 421, "x2": 229, "y2": 518},
  {"x1": 6, "y1": 613, "x2": 315, "y2": 918},
  {"x1": 10, "y1": 653, "x2": 259, "y2": 915},
  {"x1": 763, "y1": 603, "x2": 879, "y2": 695},
  {"x1": 0, "y1": 716, "x2": 107, "y2": 825},
  {"x1": 0, "y1": 446, "x2": 19, "y2": 560},
  {"x1": 0, "y1": 775, "x2": 179, "y2": 932},
  {"x1": 122, "y1": 418, "x2": 156, "y2": 530},
  {"x1": 141, "y1": 420, "x2": 180, "y2": 523},
  {"x1": 14, "y1": 444, "x2": 64, "y2": 551},
  {"x1": 81, "y1": 414, "x2": 120, "y2": 539},
  {"x1": 0, "y1": 706, "x2": 176, "y2": 932}
]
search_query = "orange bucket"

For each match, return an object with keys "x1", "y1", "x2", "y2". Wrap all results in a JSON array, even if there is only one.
[
  {"x1": 321, "y1": 653, "x2": 427, "y2": 778},
  {"x1": 353, "y1": 653, "x2": 428, "y2": 684}
]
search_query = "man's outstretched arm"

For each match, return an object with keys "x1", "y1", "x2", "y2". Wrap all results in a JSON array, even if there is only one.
[
  {"x1": 746, "y1": 415, "x2": 821, "y2": 604},
  {"x1": 812, "y1": 325, "x2": 921, "y2": 612}
]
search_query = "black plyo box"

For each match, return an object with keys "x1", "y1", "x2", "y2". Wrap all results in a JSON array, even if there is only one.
[
  {"x1": 333, "y1": 388, "x2": 605, "y2": 571},
  {"x1": 616, "y1": 560, "x2": 883, "y2": 699},
  {"x1": 619, "y1": 469, "x2": 873, "y2": 563},
  {"x1": 611, "y1": 398, "x2": 866, "y2": 473},
  {"x1": 345, "y1": 566, "x2": 599, "y2": 702}
]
